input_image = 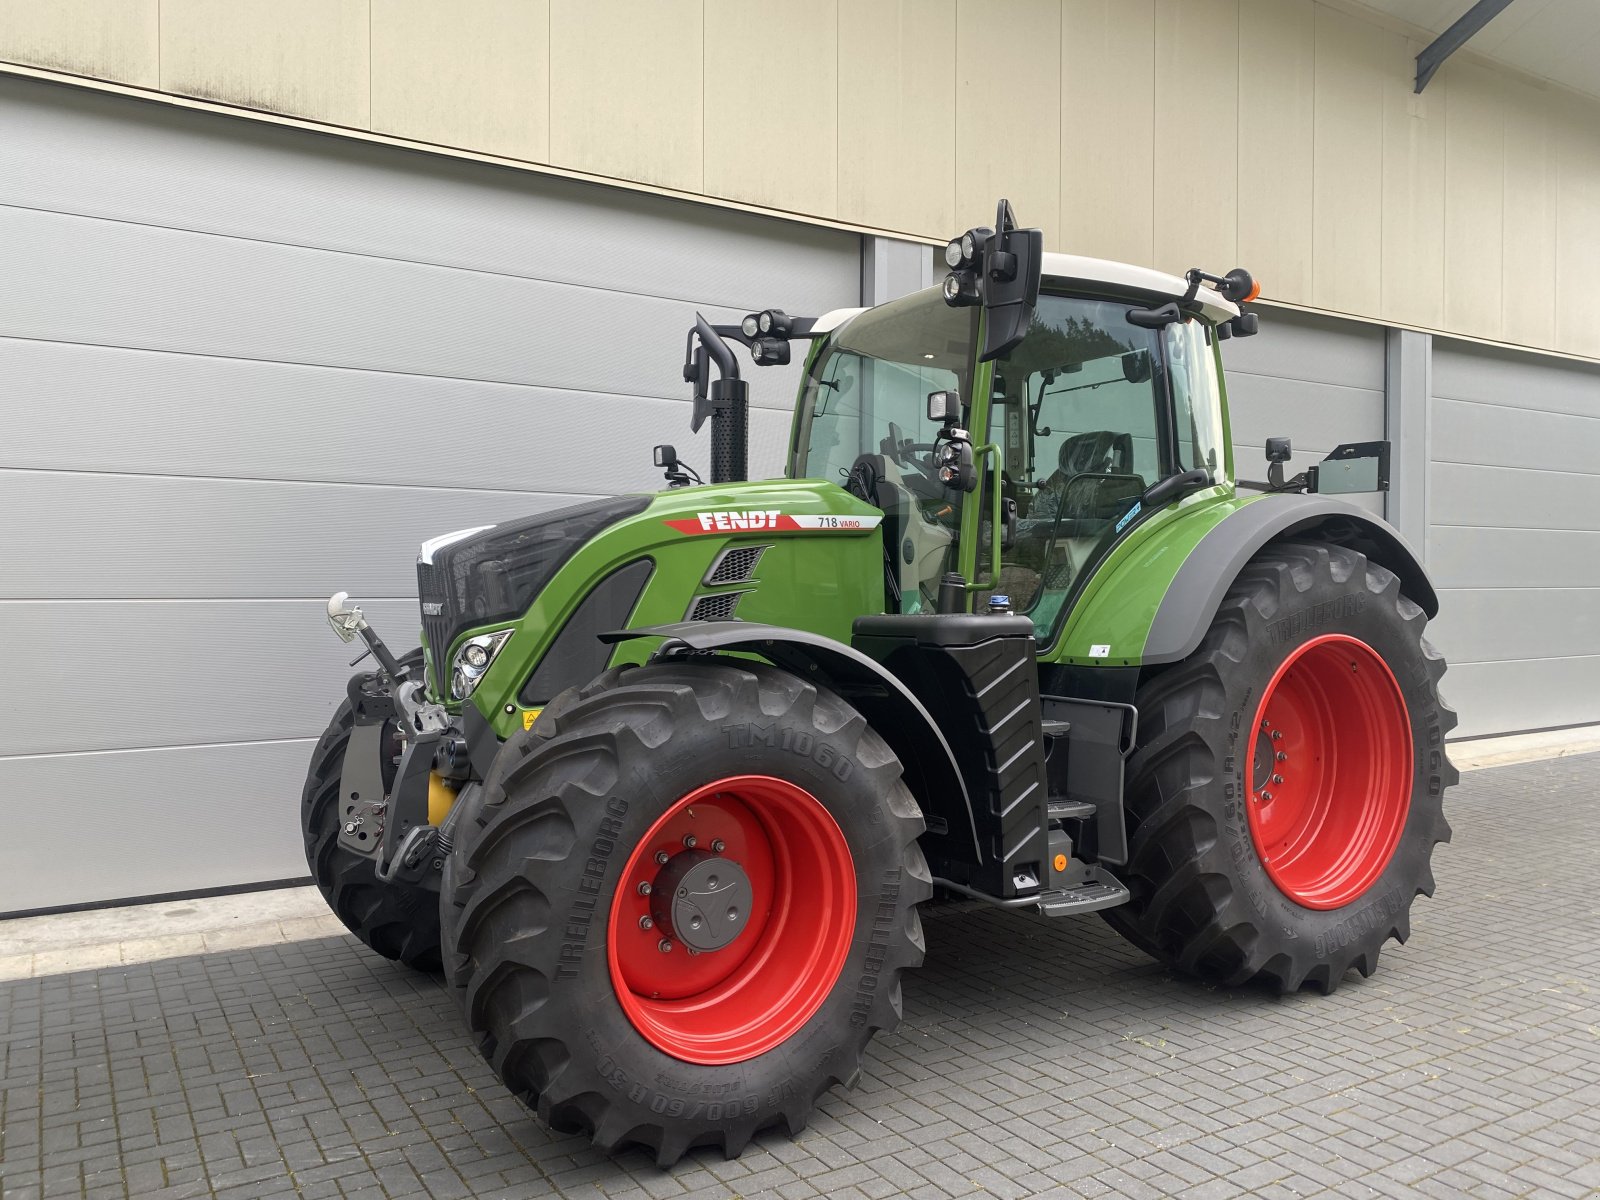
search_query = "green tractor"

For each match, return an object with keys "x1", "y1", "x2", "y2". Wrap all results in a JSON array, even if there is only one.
[{"x1": 302, "y1": 201, "x2": 1455, "y2": 1164}]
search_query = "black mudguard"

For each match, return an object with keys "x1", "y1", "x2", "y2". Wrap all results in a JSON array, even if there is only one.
[
  {"x1": 602, "y1": 621, "x2": 983, "y2": 868},
  {"x1": 1143, "y1": 494, "x2": 1438, "y2": 666}
]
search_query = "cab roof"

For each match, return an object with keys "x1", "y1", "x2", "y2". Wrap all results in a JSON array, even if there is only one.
[{"x1": 811, "y1": 251, "x2": 1241, "y2": 338}]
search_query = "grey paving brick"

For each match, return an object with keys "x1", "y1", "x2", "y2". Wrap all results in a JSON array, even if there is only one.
[{"x1": 3, "y1": 756, "x2": 1599, "y2": 1198}]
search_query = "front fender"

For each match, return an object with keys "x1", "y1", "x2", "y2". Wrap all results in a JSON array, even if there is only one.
[{"x1": 603, "y1": 621, "x2": 981, "y2": 866}]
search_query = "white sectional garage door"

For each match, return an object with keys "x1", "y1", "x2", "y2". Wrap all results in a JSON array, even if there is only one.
[
  {"x1": 1221, "y1": 307, "x2": 1387, "y2": 517},
  {"x1": 1426, "y1": 342, "x2": 1600, "y2": 738},
  {"x1": 0, "y1": 75, "x2": 861, "y2": 913}
]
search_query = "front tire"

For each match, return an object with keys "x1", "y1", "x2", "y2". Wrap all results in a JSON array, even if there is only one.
[
  {"x1": 440, "y1": 660, "x2": 930, "y2": 1165},
  {"x1": 1105, "y1": 541, "x2": 1456, "y2": 992}
]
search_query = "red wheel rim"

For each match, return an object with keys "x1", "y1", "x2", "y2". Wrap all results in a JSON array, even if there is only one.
[
  {"x1": 607, "y1": 775, "x2": 856, "y2": 1065},
  {"x1": 1246, "y1": 634, "x2": 1412, "y2": 910}
]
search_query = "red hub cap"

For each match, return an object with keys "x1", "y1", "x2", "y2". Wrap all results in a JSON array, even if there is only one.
[
  {"x1": 607, "y1": 775, "x2": 856, "y2": 1064},
  {"x1": 1247, "y1": 634, "x2": 1412, "y2": 910}
]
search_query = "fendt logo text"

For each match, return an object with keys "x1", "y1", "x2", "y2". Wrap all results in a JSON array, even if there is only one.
[{"x1": 694, "y1": 510, "x2": 782, "y2": 531}]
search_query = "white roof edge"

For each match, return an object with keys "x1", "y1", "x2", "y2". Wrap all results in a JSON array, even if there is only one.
[
  {"x1": 1040, "y1": 251, "x2": 1240, "y2": 322},
  {"x1": 811, "y1": 306, "x2": 866, "y2": 335}
]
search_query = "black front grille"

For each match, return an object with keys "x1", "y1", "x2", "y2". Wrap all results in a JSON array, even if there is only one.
[
  {"x1": 416, "y1": 495, "x2": 650, "y2": 690},
  {"x1": 417, "y1": 560, "x2": 452, "y2": 687}
]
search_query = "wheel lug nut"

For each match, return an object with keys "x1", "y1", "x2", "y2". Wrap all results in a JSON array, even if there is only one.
[
  {"x1": 1262, "y1": 790, "x2": 1273, "y2": 801},
  {"x1": 683, "y1": 834, "x2": 697, "y2": 849},
  {"x1": 1272, "y1": 730, "x2": 1284, "y2": 741},
  {"x1": 638, "y1": 915, "x2": 653, "y2": 930},
  {"x1": 710, "y1": 839, "x2": 725, "y2": 854},
  {"x1": 1271, "y1": 774, "x2": 1283, "y2": 785},
  {"x1": 655, "y1": 850, "x2": 670, "y2": 865},
  {"x1": 637, "y1": 881, "x2": 651, "y2": 896},
  {"x1": 1276, "y1": 751, "x2": 1287, "y2": 762},
  {"x1": 658, "y1": 939, "x2": 673, "y2": 953}
]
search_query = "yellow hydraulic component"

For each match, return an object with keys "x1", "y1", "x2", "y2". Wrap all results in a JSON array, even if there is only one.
[{"x1": 428, "y1": 771, "x2": 459, "y2": 826}]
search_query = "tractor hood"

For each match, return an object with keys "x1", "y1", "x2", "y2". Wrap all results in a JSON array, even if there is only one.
[
  {"x1": 416, "y1": 479, "x2": 887, "y2": 728},
  {"x1": 416, "y1": 495, "x2": 651, "y2": 689}
]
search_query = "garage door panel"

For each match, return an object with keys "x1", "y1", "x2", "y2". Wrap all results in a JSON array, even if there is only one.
[
  {"x1": 0, "y1": 739, "x2": 311, "y2": 914},
  {"x1": 1433, "y1": 338, "x2": 1600, "y2": 417},
  {"x1": 1225, "y1": 375, "x2": 1384, "y2": 453},
  {"x1": 7, "y1": 599, "x2": 419, "y2": 757},
  {"x1": 1433, "y1": 396, "x2": 1600, "y2": 475},
  {"x1": 1222, "y1": 312, "x2": 1386, "y2": 390},
  {"x1": 1428, "y1": 588, "x2": 1600, "y2": 664},
  {"x1": 0, "y1": 207, "x2": 804, "y2": 413},
  {"x1": 0, "y1": 77, "x2": 858, "y2": 317},
  {"x1": 1431, "y1": 461, "x2": 1600, "y2": 530},
  {"x1": 0, "y1": 470, "x2": 592, "y2": 599},
  {"x1": 0, "y1": 338, "x2": 719, "y2": 493},
  {"x1": 1429, "y1": 526, "x2": 1600, "y2": 590},
  {"x1": 1440, "y1": 657, "x2": 1600, "y2": 740}
]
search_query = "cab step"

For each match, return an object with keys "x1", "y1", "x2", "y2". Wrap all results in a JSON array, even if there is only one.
[
  {"x1": 1047, "y1": 798, "x2": 1097, "y2": 822},
  {"x1": 1035, "y1": 875, "x2": 1131, "y2": 917}
]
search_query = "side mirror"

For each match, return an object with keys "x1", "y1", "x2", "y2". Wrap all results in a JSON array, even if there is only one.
[
  {"x1": 927, "y1": 390, "x2": 961, "y2": 424},
  {"x1": 1121, "y1": 351, "x2": 1151, "y2": 384}
]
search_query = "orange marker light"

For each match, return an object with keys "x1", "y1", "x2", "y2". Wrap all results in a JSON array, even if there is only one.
[
  {"x1": 1053, "y1": 853, "x2": 1068, "y2": 872},
  {"x1": 1243, "y1": 278, "x2": 1262, "y2": 302}
]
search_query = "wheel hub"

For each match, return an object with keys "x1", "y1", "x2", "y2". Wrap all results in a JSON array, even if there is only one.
[
  {"x1": 650, "y1": 850, "x2": 751, "y2": 952},
  {"x1": 1246, "y1": 633, "x2": 1412, "y2": 910}
]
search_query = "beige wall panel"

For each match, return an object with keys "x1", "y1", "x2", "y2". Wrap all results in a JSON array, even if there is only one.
[
  {"x1": 954, "y1": 0, "x2": 1060, "y2": 234},
  {"x1": 1152, "y1": 0, "x2": 1237, "y2": 277},
  {"x1": 1060, "y1": 0, "x2": 1154, "y2": 266},
  {"x1": 371, "y1": 0, "x2": 549, "y2": 163},
  {"x1": 1553, "y1": 89, "x2": 1600, "y2": 358},
  {"x1": 1237, "y1": 0, "x2": 1313, "y2": 304},
  {"x1": 549, "y1": 0, "x2": 703, "y2": 193},
  {"x1": 1442, "y1": 59, "x2": 1505, "y2": 340},
  {"x1": 0, "y1": 0, "x2": 156, "y2": 87},
  {"x1": 706, "y1": 0, "x2": 836, "y2": 216},
  {"x1": 1311, "y1": 6, "x2": 1385, "y2": 318},
  {"x1": 1500, "y1": 75, "x2": 1556, "y2": 349},
  {"x1": 160, "y1": 0, "x2": 370, "y2": 128},
  {"x1": 1379, "y1": 35, "x2": 1446, "y2": 330},
  {"x1": 838, "y1": 0, "x2": 956, "y2": 235}
]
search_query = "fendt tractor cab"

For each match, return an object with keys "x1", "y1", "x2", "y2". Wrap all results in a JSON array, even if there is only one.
[{"x1": 305, "y1": 201, "x2": 1455, "y2": 1165}]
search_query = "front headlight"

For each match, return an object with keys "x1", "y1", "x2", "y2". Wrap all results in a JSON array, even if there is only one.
[{"x1": 450, "y1": 629, "x2": 514, "y2": 700}]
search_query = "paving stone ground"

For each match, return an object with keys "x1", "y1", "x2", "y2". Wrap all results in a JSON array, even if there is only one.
[{"x1": 2, "y1": 753, "x2": 1598, "y2": 1200}]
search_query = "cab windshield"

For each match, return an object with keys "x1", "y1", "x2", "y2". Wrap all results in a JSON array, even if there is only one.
[{"x1": 792, "y1": 290, "x2": 978, "y2": 612}]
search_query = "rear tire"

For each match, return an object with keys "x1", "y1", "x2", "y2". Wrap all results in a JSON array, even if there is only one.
[
  {"x1": 440, "y1": 660, "x2": 930, "y2": 1165},
  {"x1": 301, "y1": 652, "x2": 442, "y2": 972},
  {"x1": 1104, "y1": 542, "x2": 1456, "y2": 993}
]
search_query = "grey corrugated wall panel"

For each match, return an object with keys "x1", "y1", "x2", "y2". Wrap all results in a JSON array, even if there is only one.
[
  {"x1": 0, "y1": 76, "x2": 856, "y2": 321},
  {"x1": 1426, "y1": 338, "x2": 1600, "y2": 737},
  {"x1": 0, "y1": 470, "x2": 597, "y2": 598},
  {"x1": 0, "y1": 75, "x2": 859, "y2": 912},
  {"x1": 1221, "y1": 309, "x2": 1387, "y2": 518},
  {"x1": 0, "y1": 205, "x2": 805, "y2": 414},
  {"x1": 7, "y1": 599, "x2": 418, "y2": 757},
  {"x1": 0, "y1": 741, "x2": 315, "y2": 912}
]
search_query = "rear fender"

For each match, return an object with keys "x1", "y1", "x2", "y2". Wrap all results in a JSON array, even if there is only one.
[
  {"x1": 1144, "y1": 494, "x2": 1438, "y2": 665},
  {"x1": 602, "y1": 621, "x2": 982, "y2": 866}
]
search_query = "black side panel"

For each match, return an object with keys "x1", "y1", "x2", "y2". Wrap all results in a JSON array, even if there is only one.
[
  {"x1": 520, "y1": 559, "x2": 654, "y2": 706},
  {"x1": 853, "y1": 614, "x2": 1049, "y2": 898},
  {"x1": 1144, "y1": 494, "x2": 1438, "y2": 665}
]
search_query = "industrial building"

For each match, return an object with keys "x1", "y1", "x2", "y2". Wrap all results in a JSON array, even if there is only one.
[{"x1": 3, "y1": 0, "x2": 1598, "y2": 911}]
